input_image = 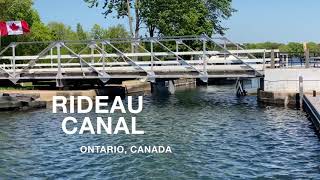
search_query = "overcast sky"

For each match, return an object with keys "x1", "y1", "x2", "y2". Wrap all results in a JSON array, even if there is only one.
[{"x1": 34, "y1": 0, "x2": 320, "y2": 43}]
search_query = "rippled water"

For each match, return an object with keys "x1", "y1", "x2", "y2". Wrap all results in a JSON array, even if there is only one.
[{"x1": 0, "y1": 85, "x2": 320, "y2": 179}]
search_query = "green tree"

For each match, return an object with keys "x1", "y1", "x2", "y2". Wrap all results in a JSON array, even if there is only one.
[
  {"x1": 104, "y1": 25, "x2": 130, "y2": 52},
  {"x1": 24, "y1": 22, "x2": 52, "y2": 42},
  {"x1": 90, "y1": 24, "x2": 105, "y2": 40},
  {"x1": 84, "y1": 0, "x2": 235, "y2": 37},
  {"x1": 307, "y1": 42, "x2": 320, "y2": 53},
  {"x1": 47, "y1": 22, "x2": 78, "y2": 41},
  {"x1": 140, "y1": 0, "x2": 235, "y2": 37},
  {"x1": 140, "y1": 0, "x2": 214, "y2": 37},
  {"x1": 205, "y1": 0, "x2": 235, "y2": 34},
  {"x1": 0, "y1": 0, "x2": 42, "y2": 48},
  {"x1": 104, "y1": 25, "x2": 129, "y2": 39},
  {"x1": 84, "y1": 0, "x2": 139, "y2": 38},
  {"x1": 76, "y1": 23, "x2": 87, "y2": 40},
  {"x1": 279, "y1": 42, "x2": 303, "y2": 56},
  {"x1": 17, "y1": 21, "x2": 53, "y2": 56},
  {"x1": 244, "y1": 42, "x2": 284, "y2": 50},
  {"x1": 84, "y1": 0, "x2": 140, "y2": 54},
  {"x1": 0, "y1": 0, "x2": 38, "y2": 25},
  {"x1": 47, "y1": 22, "x2": 80, "y2": 55}
]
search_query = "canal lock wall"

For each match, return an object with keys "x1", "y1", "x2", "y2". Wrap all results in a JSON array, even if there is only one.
[
  {"x1": 258, "y1": 69, "x2": 320, "y2": 107},
  {"x1": 151, "y1": 78, "x2": 197, "y2": 94},
  {"x1": 257, "y1": 68, "x2": 320, "y2": 132}
]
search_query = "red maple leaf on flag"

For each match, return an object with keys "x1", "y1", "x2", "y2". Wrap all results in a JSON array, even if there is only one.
[{"x1": 9, "y1": 23, "x2": 20, "y2": 31}]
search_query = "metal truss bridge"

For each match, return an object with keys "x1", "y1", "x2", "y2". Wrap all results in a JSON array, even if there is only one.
[{"x1": 0, "y1": 35, "x2": 279, "y2": 87}]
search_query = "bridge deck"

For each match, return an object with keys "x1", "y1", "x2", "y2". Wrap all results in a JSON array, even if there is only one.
[{"x1": 0, "y1": 35, "x2": 280, "y2": 86}]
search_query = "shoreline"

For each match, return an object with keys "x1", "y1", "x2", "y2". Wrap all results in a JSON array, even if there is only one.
[{"x1": 0, "y1": 79, "x2": 196, "y2": 110}]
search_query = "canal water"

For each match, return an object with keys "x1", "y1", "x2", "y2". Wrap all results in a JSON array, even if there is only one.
[{"x1": 0, "y1": 85, "x2": 320, "y2": 179}]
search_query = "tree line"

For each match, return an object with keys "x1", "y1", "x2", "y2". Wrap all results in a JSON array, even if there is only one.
[
  {"x1": 244, "y1": 42, "x2": 320, "y2": 54},
  {"x1": 1, "y1": 0, "x2": 319, "y2": 56}
]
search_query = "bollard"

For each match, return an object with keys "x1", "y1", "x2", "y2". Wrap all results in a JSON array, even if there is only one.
[
  {"x1": 313, "y1": 90, "x2": 317, "y2": 97},
  {"x1": 299, "y1": 76, "x2": 303, "y2": 109}
]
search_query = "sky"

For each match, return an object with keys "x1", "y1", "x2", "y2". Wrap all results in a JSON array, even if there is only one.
[{"x1": 33, "y1": 0, "x2": 320, "y2": 43}]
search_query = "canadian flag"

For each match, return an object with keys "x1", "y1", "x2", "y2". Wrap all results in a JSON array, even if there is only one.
[{"x1": 0, "y1": 21, "x2": 30, "y2": 37}]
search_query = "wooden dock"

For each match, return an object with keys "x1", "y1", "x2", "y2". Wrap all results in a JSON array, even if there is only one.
[{"x1": 303, "y1": 95, "x2": 320, "y2": 132}]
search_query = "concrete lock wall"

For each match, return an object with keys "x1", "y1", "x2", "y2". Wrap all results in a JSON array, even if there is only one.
[{"x1": 264, "y1": 69, "x2": 320, "y2": 93}]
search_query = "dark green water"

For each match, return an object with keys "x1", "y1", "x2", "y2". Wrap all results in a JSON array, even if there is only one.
[{"x1": 0, "y1": 85, "x2": 320, "y2": 179}]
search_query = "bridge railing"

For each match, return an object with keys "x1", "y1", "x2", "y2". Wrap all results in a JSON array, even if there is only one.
[
  {"x1": 279, "y1": 52, "x2": 320, "y2": 68},
  {"x1": 0, "y1": 35, "x2": 280, "y2": 86}
]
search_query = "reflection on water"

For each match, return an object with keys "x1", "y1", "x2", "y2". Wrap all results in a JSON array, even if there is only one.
[{"x1": 0, "y1": 85, "x2": 319, "y2": 179}]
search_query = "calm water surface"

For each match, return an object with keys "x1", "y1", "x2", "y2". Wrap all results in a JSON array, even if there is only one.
[{"x1": 0, "y1": 85, "x2": 320, "y2": 179}]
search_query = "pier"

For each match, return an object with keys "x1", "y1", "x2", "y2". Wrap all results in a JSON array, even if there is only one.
[{"x1": 303, "y1": 94, "x2": 320, "y2": 132}]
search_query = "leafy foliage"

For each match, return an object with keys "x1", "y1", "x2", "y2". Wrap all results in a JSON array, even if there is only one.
[
  {"x1": 0, "y1": 0, "x2": 42, "y2": 49},
  {"x1": 244, "y1": 42, "x2": 283, "y2": 50},
  {"x1": 90, "y1": 24, "x2": 105, "y2": 40},
  {"x1": 279, "y1": 42, "x2": 303, "y2": 54},
  {"x1": 76, "y1": 23, "x2": 88, "y2": 40},
  {"x1": 245, "y1": 42, "x2": 320, "y2": 55},
  {"x1": 84, "y1": 0, "x2": 131, "y2": 18},
  {"x1": 140, "y1": 0, "x2": 213, "y2": 36},
  {"x1": 104, "y1": 25, "x2": 129, "y2": 39},
  {"x1": 47, "y1": 22, "x2": 78, "y2": 41},
  {"x1": 0, "y1": 0, "x2": 38, "y2": 26},
  {"x1": 84, "y1": 0, "x2": 235, "y2": 37},
  {"x1": 306, "y1": 42, "x2": 320, "y2": 53},
  {"x1": 17, "y1": 21, "x2": 53, "y2": 55}
]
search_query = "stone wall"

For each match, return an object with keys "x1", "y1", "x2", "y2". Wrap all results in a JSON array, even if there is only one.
[
  {"x1": 257, "y1": 90, "x2": 299, "y2": 107},
  {"x1": 264, "y1": 69, "x2": 320, "y2": 93},
  {"x1": 0, "y1": 93, "x2": 46, "y2": 110}
]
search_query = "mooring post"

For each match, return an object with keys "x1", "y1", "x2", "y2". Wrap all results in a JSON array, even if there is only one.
[
  {"x1": 271, "y1": 49, "x2": 275, "y2": 69},
  {"x1": 304, "y1": 43, "x2": 310, "y2": 68},
  {"x1": 313, "y1": 90, "x2": 317, "y2": 97},
  {"x1": 151, "y1": 80, "x2": 175, "y2": 94},
  {"x1": 11, "y1": 43, "x2": 16, "y2": 77},
  {"x1": 203, "y1": 38, "x2": 207, "y2": 75},
  {"x1": 57, "y1": 43, "x2": 61, "y2": 75},
  {"x1": 259, "y1": 78, "x2": 265, "y2": 91},
  {"x1": 168, "y1": 80, "x2": 175, "y2": 94},
  {"x1": 299, "y1": 76, "x2": 304, "y2": 108},
  {"x1": 56, "y1": 42, "x2": 63, "y2": 88},
  {"x1": 151, "y1": 40, "x2": 154, "y2": 73}
]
